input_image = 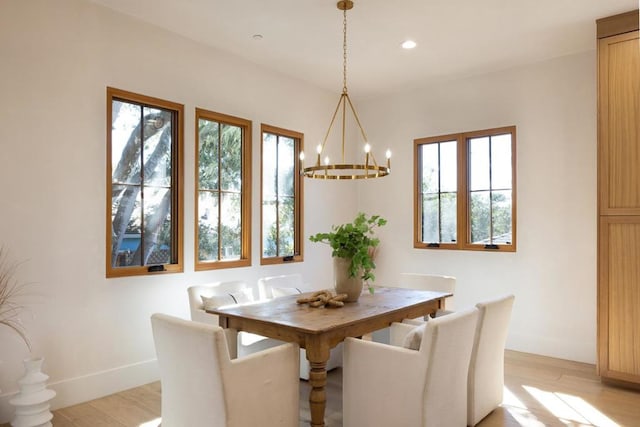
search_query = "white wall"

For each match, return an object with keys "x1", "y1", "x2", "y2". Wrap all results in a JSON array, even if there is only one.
[
  {"x1": 357, "y1": 51, "x2": 598, "y2": 364},
  {"x1": 0, "y1": 0, "x2": 357, "y2": 421}
]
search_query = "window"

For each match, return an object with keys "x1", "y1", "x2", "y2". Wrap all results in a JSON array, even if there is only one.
[
  {"x1": 416, "y1": 139, "x2": 458, "y2": 247},
  {"x1": 106, "y1": 87, "x2": 184, "y2": 277},
  {"x1": 195, "y1": 109, "x2": 252, "y2": 270},
  {"x1": 260, "y1": 124, "x2": 304, "y2": 264},
  {"x1": 414, "y1": 126, "x2": 516, "y2": 251}
]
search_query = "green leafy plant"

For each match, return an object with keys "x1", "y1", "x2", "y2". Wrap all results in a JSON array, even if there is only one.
[
  {"x1": 0, "y1": 247, "x2": 31, "y2": 351},
  {"x1": 310, "y1": 213, "x2": 387, "y2": 292}
]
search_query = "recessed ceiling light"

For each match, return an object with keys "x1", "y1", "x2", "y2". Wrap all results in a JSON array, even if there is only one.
[
  {"x1": 252, "y1": 34, "x2": 263, "y2": 41},
  {"x1": 401, "y1": 40, "x2": 417, "y2": 49}
]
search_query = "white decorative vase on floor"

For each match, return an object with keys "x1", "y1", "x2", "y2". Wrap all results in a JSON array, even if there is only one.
[
  {"x1": 333, "y1": 257, "x2": 363, "y2": 302},
  {"x1": 10, "y1": 357, "x2": 56, "y2": 427}
]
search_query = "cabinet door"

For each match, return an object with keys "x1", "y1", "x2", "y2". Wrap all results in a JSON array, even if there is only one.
[
  {"x1": 598, "y1": 31, "x2": 640, "y2": 215},
  {"x1": 598, "y1": 216, "x2": 640, "y2": 383}
]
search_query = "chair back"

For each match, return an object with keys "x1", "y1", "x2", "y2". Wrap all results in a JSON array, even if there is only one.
[
  {"x1": 257, "y1": 274, "x2": 303, "y2": 300},
  {"x1": 187, "y1": 281, "x2": 250, "y2": 322},
  {"x1": 398, "y1": 273, "x2": 456, "y2": 310},
  {"x1": 151, "y1": 313, "x2": 230, "y2": 426},
  {"x1": 419, "y1": 308, "x2": 478, "y2": 426},
  {"x1": 467, "y1": 294, "x2": 515, "y2": 426}
]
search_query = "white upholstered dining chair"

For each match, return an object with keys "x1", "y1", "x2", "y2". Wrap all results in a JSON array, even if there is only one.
[
  {"x1": 467, "y1": 294, "x2": 515, "y2": 426},
  {"x1": 257, "y1": 273, "x2": 306, "y2": 300},
  {"x1": 151, "y1": 313, "x2": 300, "y2": 427},
  {"x1": 368, "y1": 273, "x2": 457, "y2": 343},
  {"x1": 257, "y1": 273, "x2": 343, "y2": 380},
  {"x1": 398, "y1": 273, "x2": 457, "y2": 315},
  {"x1": 388, "y1": 294, "x2": 515, "y2": 426},
  {"x1": 187, "y1": 281, "x2": 283, "y2": 358},
  {"x1": 343, "y1": 308, "x2": 479, "y2": 427}
]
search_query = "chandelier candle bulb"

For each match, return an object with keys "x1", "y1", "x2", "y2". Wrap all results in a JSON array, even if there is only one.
[
  {"x1": 364, "y1": 143, "x2": 370, "y2": 172},
  {"x1": 299, "y1": 151, "x2": 305, "y2": 172},
  {"x1": 386, "y1": 149, "x2": 392, "y2": 169}
]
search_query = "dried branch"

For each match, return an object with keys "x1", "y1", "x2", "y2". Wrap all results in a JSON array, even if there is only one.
[{"x1": 0, "y1": 247, "x2": 32, "y2": 351}]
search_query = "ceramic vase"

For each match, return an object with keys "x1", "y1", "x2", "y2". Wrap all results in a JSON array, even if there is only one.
[
  {"x1": 333, "y1": 257, "x2": 363, "y2": 302},
  {"x1": 10, "y1": 357, "x2": 56, "y2": 427}
]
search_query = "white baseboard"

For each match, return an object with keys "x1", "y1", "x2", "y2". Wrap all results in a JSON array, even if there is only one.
[
  {"x1": 507, "y1": 333, "x2": 596, "y2": 365},
  {"x1": 0, "y1": 358, "x2": 159, "y2": 423}
]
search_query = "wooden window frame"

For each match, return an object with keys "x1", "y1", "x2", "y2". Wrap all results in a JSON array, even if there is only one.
[
  {"x1": 194, "y1": 108, "x2": 252, "y2": 270},
  {"x1": 414, "y1": 126, "x2": 517, "y2": 252},
  {"x1": 106, "y1": 87, "x2": 184, "y2": 278},
  {"x1": 260, "y1": 124, "x2": 304, "y2": 265}
]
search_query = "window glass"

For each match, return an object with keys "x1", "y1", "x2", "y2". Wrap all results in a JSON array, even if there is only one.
[
  {"x1": 491, "y1": 134, "x2": 512, "y2": 189},
  {"x1": 469, "y1": 132, "x2": 514, "y2": 245},
  {"x1": 469, "y1": 136, "x2": 490, "y2": 191},
  {"x1": 107, "y1": 87, "x2": 183, "y2": 277},
  {"x1": 197, "y1": 191, "x2": 219, "y2": 261},
  {"x1": 261, "y1": 125, "x2": 303, "y2": 264},
  {"x1": 440, "y1": 141, "x2": 457, "y2": 192},
  {"x1": 195, "y1": 109, "x2": 251, "y2": 269},
  {"x1": 418, "y1": 140, "x2": 457, "y2": 244}
]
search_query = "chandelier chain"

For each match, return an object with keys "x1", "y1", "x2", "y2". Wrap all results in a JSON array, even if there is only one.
[{"x1": 343, "y1": 7, "x2": 348, "y2": 93}]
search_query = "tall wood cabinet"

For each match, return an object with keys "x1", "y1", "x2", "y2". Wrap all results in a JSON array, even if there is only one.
[{"x1": 597, "y1": 10, "x2": 640, "y2": 386}]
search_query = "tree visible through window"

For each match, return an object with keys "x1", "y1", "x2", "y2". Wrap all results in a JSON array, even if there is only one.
[
  {"x1": 468, "y1": 133, "x2": 514, "y2": 245},
  {"x1": 261, "y1": 124, "x2": 303, "y2": 264},
  {"x1": 419, "y1": 140, "x2": 457, "y2": 245},
  {"x1": 195, "y1": 109, "x2": 251, "y2": 270},
  {"x1": 414, "y1": 126, "x2": 516, "y2": 251},
  {"x1": 106, "y1": 87, "x2": 184, "y2": 277}
]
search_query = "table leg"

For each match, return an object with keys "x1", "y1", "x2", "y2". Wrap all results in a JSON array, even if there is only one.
[{"x1": 308, "y1": 359, "x2": 328, "y2": 427}]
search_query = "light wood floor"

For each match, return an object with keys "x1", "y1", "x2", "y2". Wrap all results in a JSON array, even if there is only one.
[{"x1": 5, "y1": 350, "x2": 640, "y2": 427}]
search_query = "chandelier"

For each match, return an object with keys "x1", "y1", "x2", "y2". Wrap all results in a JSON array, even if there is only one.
[{"x1": 300, "y1": 0, "x2": 391, "y2": 180}]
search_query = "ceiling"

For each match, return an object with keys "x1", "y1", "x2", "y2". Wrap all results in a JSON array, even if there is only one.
[{"x1": 90, "y1": 0, "x2": 637, "y2": 98}]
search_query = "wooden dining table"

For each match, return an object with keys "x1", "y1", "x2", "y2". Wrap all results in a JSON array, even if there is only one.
[{"x1": 207, "y1": 286, "x2": 451, "y2": 427}]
